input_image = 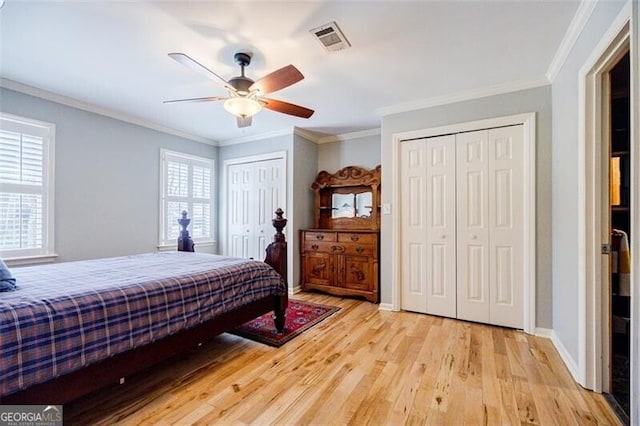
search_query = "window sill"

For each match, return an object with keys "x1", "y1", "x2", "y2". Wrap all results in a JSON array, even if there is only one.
[
  {"x1": 157, "y1": 241, "x2": 217, "y2": 252},
  {"x1": 4, "y1": 254, "x2": 59, "y2": 267}
]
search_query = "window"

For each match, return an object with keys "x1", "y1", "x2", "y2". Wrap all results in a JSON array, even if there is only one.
[
  {"x1": 0, "y1": 113, "x2": 55, "y2": 260},
  {"x1": 159, "y1": 149, "x2": 215, "y2": 248}
]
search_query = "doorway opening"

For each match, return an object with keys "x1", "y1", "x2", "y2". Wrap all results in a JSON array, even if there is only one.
[{"x1": 606, "y1": 51, "x2": 631, "y2": 421}]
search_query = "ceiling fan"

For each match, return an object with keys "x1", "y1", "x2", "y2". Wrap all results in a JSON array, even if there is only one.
[{"x1": 165, "y1": 52, "x2": 314, "y2": 128}]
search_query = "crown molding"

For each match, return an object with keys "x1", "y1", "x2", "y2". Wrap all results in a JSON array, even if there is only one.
[
  {"x1": 218, "y1": 127, "x2": 383, "y2": 147},
  {"x1": 316, "y1": 128, "x2": 381, "y2": 144},
  {"x1": 546, "y1": 0, "x2": 598, "y2": 82},
  {"x1": 0, "y1": 78, "x2": 217, "y2": 146},
  {"x1": 376, "y1": 78, "x2": 550, "y2": 117},
  {"x1": 293, "y1": 127, "x2": 322, "y2": 143},
  {"x1": 217, "y1": 127, "x2": 298, "y2": 147}
]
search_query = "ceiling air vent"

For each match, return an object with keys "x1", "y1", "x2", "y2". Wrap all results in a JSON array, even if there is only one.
[{"x1": 310, "y1": 21, "x2": 350, "y2": 52}]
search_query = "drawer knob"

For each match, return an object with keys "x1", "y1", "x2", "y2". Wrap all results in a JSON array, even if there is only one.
[
  {"x1": 316, "y1": 234, "x2": 324, "y2": 240},
  {"x1": 312, "y1": 244, "x2": 319, "y2": 250},
  {"x1": 350, "y1": 235, "x2": 359, "y2": 241},
  {"x1": 356, "y1": 246, "x2": 364, "y2": 254}
]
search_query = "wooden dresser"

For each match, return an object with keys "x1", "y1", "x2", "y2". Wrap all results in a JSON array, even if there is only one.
[
  {"x1": 300, "y1": 166, "x2": 381, "y2": 303},
  {"x1": 301, "y1": 229, "x2": 379, "y2": 302}
]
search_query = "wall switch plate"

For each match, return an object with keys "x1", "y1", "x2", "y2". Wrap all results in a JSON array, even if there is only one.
[{"x1": 382, "y1": 203, "x2": 391, "y2": 214}]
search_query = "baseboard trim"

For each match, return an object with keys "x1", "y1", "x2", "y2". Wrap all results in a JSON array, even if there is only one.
[
  {"x1": 378, "y1": 303, "x2": 394, "y2": 311},
  {"x1": 534, "y1": 327, "x2": 554, "y2": 338},
  {"x1": 548, "y1": 330, "x2": 581, "y2": 383}
]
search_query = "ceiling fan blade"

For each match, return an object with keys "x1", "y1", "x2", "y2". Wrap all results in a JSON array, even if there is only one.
[
  {"x1": 237, "y1": 116, "x2": 252, "y2": 128},
  {"x1": 249, "y1": 65, "x2": 304, "y2": 95},
  {"x1": 163, "y1": 96, "x2": 227, "y2": 104},
  {"x1": 168, "y1": 53, "x2": 231, "y2": 89},
  {"x1": 262, "y1": 98, "x2": 314, "y2": 118}
]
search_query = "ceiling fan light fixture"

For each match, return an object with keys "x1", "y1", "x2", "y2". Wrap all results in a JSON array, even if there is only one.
[
  {"x1": 224, "y1": 97, "x2": 262, "y2": 118},
  {"x1": 166, "y1": 52, "x2": 314, "y2": 127}
]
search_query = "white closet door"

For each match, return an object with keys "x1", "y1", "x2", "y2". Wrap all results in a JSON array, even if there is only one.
[
  {"x1": 488, "y1": 125, "x2": 524, "y2": 328},
  {"x1": 456, "y1": 130, "x2": 490, "y2": 323},
  {"x1": 400, "y1": 139, "x2": 427, "y2": 313},
  {"x1": 227, "y1": 163, "x2": 253, "y2": 258},
  {"x1": 253, "y1": 158, "x2": 285, "y2": 260},
  {"x1": 401, "y1": 135, "x2": 457, "y2": 316}
]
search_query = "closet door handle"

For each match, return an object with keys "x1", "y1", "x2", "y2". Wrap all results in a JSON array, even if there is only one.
[
  {"x1": 441, "y1": 234, "x2": 446, "y2": 239},
  {"x1": 471, "y1": 235, "x2": 478, "y2": 240}
]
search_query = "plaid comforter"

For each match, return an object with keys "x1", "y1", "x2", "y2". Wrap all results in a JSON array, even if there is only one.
[{"x1": 0, "y1": 252, "x2": 286, "y2": 397}]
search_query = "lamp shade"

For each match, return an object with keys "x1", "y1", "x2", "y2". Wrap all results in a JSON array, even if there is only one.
[{"x1": 224, "y1": 97, "x2": 262, "y2": 118}]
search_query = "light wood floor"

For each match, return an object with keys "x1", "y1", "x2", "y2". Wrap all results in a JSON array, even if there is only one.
[{"x1": 66, "y1": 293, "x2": 622, "y2": 425}]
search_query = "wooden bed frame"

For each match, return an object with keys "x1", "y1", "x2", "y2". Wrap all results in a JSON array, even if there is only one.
[{"x1": 0, "y1": 209, "x2": 289, "y2": 404}]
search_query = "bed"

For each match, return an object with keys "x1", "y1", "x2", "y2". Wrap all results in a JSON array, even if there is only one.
[{"x1": 0, "y1": 210, "x2": 288, "y2": 404}]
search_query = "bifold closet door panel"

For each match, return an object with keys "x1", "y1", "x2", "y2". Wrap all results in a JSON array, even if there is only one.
[
  {"x1": 227, "y1": 157, "x2": 285, "y2": 260},
  {"x1": 253, "y1": 158, "x2": 286, "y2": 259},
  {"x1": 487, "y1": 125, "x2": 524, "y2": 328},
  {"x1": 228, "y1": 162, "x2": 253, "y2": 259},
  {"x1": 400, "y1": 135, "x2": 457, "y2": 317},
  {"x1": 456, "y1": 130, "x2": 491, "y2": 323}
]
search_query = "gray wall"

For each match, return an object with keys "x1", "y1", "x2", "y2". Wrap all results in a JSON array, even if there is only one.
[
  {"x1": 217, "y1": 135, "x2": 292, "y2": 164},
  {"x1": 291, "y1": 133, "x2": 318, "y2": 290},
  {"x1": 1, "y1": 87, "x2": 217, "y2": 262},
  {"x1": 551, "y1": 0, "x2": 627, "y2": 362},
  {"x1": 317, "y1": 133, "x2": 381, "y2": 173},
  {"x1": 380, "y1": 85, "x2": 553, "y2": 328}
]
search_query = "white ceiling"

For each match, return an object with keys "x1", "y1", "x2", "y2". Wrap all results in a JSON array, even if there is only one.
[{"x1": 0, "y1": 1, "x2": 579, "y2": 145}]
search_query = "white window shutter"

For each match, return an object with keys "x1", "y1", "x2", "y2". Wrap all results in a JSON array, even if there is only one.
[
  {"x1": 0, "y1": 114, "x2": 54, "y2": 259},
  {"x1": 160, "y1": 150, "x2": 214, "y2": 247}
]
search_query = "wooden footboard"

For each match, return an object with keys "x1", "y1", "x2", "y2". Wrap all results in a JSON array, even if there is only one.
[{"x1": 1, "y1": 210, "x2": 288, "y2": 404}]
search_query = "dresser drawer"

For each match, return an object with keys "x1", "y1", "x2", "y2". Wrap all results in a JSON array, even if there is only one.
[
  {"x1": 342, "y1": 244, "x2": 375, "y2": 256},
  {"x1": 304, "y1": 241, "x2": 335, "y2": 253},
  {"x1": 305, "y1": 241, "x2": 368, "y2": 255},
  {"x1": 304, "y1": 231, "x2": 336, "y2": 242},
  {"x1": 337, "y1": 232, "x2": 377, "y2": 245}
]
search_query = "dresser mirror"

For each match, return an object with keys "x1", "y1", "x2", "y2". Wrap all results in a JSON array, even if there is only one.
[
  {"x1": 311, "y1": 165, "x2": 381, "y2": 230},
  {"x1": 331, "y1": 191, "x2": 372, "y2": 219}
]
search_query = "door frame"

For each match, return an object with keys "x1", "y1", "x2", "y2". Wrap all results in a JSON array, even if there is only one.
[
  {"x1": 390, "y1": 112, "x2": 537, "y2": 334},
  {"x1": 221, "y1": 151, "x2": 287, "y2": 257},
  {"x1": 632, "y1": 3, "x2": 639, "y2": 421},
  {"x1": 577, "y1": 3, "x2": 630, "y2": 392}
]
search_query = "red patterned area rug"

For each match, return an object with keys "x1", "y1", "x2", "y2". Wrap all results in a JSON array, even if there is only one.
[{"x1": 229, "y1": 299, "x2": 340, "y2": 347}]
